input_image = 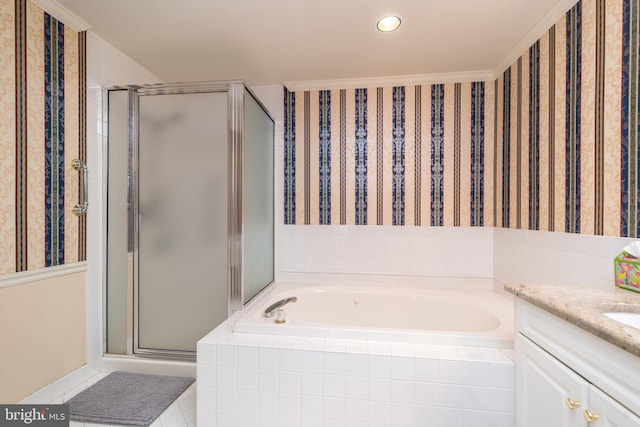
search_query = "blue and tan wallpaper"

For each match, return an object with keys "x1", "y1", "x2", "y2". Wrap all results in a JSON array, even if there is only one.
[
  {"x1": 0, "y1": 0, "x2": 86, "y2": 275},
  {"x1": 284, "y1": 0, "x2": 639, "y2": 238},
  {"x1": 284, "y1": 83, "x2": 495, "y2": 227}
]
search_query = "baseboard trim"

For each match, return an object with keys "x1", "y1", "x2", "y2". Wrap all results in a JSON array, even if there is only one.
[{"x1": 19, "y1": 361, "x2": 99, "y2": 404}]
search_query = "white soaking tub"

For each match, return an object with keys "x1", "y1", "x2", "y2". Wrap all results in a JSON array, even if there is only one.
[
  {"x1": 198, "y1": 279, "x2": 516, "y2": 427},
  {"x1": 234, "y1": 281, "x2": 514, "y2": 348}
]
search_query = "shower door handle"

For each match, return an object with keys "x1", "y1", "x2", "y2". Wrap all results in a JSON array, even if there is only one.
[{"x1": 72, "y1": 159, "x2": 88, "y2": 216}]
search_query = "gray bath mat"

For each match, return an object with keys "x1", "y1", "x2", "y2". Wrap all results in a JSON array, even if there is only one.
[{"x1": 67, "y1": 371, "x2": 194, "y2": 426}]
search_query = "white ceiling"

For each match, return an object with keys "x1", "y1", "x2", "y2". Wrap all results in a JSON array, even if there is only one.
[{"x1": 53, "y1": 0, "x2": 578, "y2": 87}]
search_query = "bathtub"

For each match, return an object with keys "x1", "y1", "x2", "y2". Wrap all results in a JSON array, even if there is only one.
[
  {"x1": 198, "y1": 279, "x2": 516, "y2": 426},
  {"x1": 234, "y1": 281, "x2": 514, "y2": 348}
]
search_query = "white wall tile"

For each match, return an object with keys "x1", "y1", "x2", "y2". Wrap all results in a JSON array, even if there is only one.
[
  {"x1": 197, "y1": 365, "x2": 216, "y2": 389},
  {"x1": 392, "y1": 357, "x2": 415, "y2": 381},
  {"x1": 237, "y1": 389, "x2": 258, "y2": 412},
  {"x1": 280, "y1": 393, "x2": 301, "y2": 416},
  {"x1": 278, "y1": 226, "x2": 494, "y2": 283},
  {"x1": 301, "y1": 417, "x2": 323, "y2": 427},
  {"x1": 323, "y1": 352, "x2": 346, "y2": 375},
  {"x1": 440, "y1": 360, "x2": 464, "y2": 385},
  {"x1": 324, "y1": 375, "x2": 346, "y2": 398},
  {"x1": 488, "y1": 364, "x2": 514, "y2": 388},
  {"x1": 217, "y1": 344, "x2": 237, "y2": 368},
  {"x1": 237, "y1": 368, "x2": 258, "y2": 391},
  {"x1": 345, "y1": 354, "x2": 369, "y2": 377},
  {"x1": 346, "y1": 399, "x2": 368, "y2": 423},
  {"x1": 258, "y1": 413, "x2": 278, "y2": 427},
  {"x1": 494, "y1": 228, "x2": 633, "y2": 288},
  {"x1": 368, "y1": 356, "x2": 392, "y2": 379},
  {"x1": 324, "y1": 397, "x2": 346, "y2": 420},
  {"x1": 197, "y1": 385, "x2": 216, "y2": 409},
  {"x1": 439, "y1": 384, "x2": 465, "y2": 409},
  {"x1": 346, "y1": 340, "x2": 368, "y2": 355},
  {"x1": 302, "y1": 394, "x2": 324, "y2": 418},
  {"x1": 367, "y1": 342, "x2": 391, "y2": 356},
  {"x1": 391, "y1": 381, "x2": 415, "y2": 404},
  {"x1": 259, "y1": 347, "x2": 279, "y2": 371},
  {"x1": 464, "y1": 385, "x2": 490, "y2": 411},
  {"x1": 368, "y1": 401, "x2": 391, "y2": 425},
  {"x1": 490, "y1": 411, "x2": 516, "y2": 427},
  {"x1": 280, "y1": 349, "x2": 302, "y2": 372},
  {"x1": 258, "y1": 391, "x2": 279, "y2": 414},
  {"x1": 489, "y1": 387, "x2": 515, "y2": 413},
  {"x1": 301, "y1": 373, "x2": 323, "y2": 396},
  {"x1": 237, "y1": 346, "x2": 259, "y2": 369},
  {"x1": 258, "y1": 370, "x2": 279, "y2": 392},
  {"x1": 302, "y1": 351, "x2": 324, "y2": 374},
  {"x1": 463, "y1": 361, "x2": 489, "y2": 387},
  {"x1": 391, "y1": 403, "x2": 415, "y2": 427},
  {"x1": 369, "y1": 378, "x2": 391, "y2": 402},
  {"x1": 415, "y1": 382, "x2": 438, "y2": 406},
  {"x1": 216, "y1": 388, "x2": 237, "y2": 411},
  {"x1": 346, "y1": 376, "x2": 368, "y2": 400},
  {"x1": 198, "y1": 408, "x2": 217, "y2": 427},
  {"x1": 464, "y1": 409, "x2": 490, "y2": 427},
  {"x1": 280, "y1": 414, "x2": 301, "y2": 427},
  {"x1": 237, "y1": 410, "x2": 257, "y2": 427},
  {"x1": 415, "y1": 358, "x2": 439, "y2": 382},
  {"x1": 280, "y1": 371, "x2": 301, "y2": 394},
  {"x1": 217, "y1": 367, "x2": 237, "y2": 389},
  {"x1": 438, "y1": 407, "x2": 465, "y2": 427}
]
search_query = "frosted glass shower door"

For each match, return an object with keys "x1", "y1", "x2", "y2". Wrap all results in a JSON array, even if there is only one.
[{"x1": 137, "y1": 91, "x2": 228, "y2": 353}]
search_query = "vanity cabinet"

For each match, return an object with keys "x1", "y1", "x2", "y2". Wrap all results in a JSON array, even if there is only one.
[
  {"x1": 588, "y1": 385, "x2": 640, "y2": 426},
  {"x1": 517, "y1": 334, "x2": 639, "y2": 426},
  {"x1": 515, "y1": 299, "x2": 640, "y2": 427}
]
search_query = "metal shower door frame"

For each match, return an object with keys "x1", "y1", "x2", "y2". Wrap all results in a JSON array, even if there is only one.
[{"x1": 127, "y1": 81, "x2": 245, "y2": 359}]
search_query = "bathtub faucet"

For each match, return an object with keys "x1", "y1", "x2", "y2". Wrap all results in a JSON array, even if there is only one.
[{"x1": 264, "y1": 297, "x2": 297, "y2": 318}]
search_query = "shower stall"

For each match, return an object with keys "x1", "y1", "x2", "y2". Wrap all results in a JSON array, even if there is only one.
[{"x1": 104, "y1": 81, "x2": 274, "y2": 358}]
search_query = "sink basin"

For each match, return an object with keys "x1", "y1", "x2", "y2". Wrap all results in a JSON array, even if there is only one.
[{"x1": 603, "y1": 312, "x2": 640, "y2": 329}]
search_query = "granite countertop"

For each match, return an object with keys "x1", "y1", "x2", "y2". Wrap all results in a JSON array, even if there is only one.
[{"x1": 505, "y1": 283, "x2": 640, "y2": 358}]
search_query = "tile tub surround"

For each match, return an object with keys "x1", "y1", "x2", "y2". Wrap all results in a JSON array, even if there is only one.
[
  {"x1": 197, "y1": 314, "x2": 515, "y2": 427},
  {"x1": 505, "y1": 283, "x2": 640, "y2": 357}
]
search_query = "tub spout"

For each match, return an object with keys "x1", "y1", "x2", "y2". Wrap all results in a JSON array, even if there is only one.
[{"x1": 264, "y1": 297, "x2": 297, "y2": 318}]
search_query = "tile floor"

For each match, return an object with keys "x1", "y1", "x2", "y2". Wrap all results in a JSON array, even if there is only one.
[{"x1": 51, "y1": 373, "x2": 197, "y2": 427}]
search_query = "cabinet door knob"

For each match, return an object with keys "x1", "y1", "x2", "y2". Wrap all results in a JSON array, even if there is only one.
[
  {"x1": 565, "y1": 397, "x2": 581, "y2": 409},
  {"x1": 583, "y1": 409, "x2": 600, "y2": 423}
]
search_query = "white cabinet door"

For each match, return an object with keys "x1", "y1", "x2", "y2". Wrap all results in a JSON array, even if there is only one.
[
  {"x1": 516, "y1": 334, "x2": 589, "y2": 427},
  {"x1": 587, "y1": 386, "x2": 640, "y2": 427}
]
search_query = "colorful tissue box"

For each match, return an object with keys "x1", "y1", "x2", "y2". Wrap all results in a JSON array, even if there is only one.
[{"x1": 615, "y1": 251, "x2": 640, "y2": 292}]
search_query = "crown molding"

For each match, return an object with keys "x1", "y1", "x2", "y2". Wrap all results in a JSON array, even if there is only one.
[
  {"x1": 491, "y1": 0, "x2": 579, "y2": 77},
  {"x1": 29, "y1": 0, "x2": 91, "y2": 32},
  {"x1": 284, "y1": 70, "x2": 494, "y2": 92}
]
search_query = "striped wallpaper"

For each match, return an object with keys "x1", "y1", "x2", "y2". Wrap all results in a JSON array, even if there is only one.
[
  {"x1": 0, "y1": 0, "x2": 86, "y2": 275},
  {"x1": 284, "y1": 83, "x2": 495, "y2": 227},
  {"x1": 284, "y1": 0, "x2": 640, "y2": 238}
]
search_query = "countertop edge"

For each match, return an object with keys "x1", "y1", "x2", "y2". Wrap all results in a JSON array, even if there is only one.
[{"x1": 505, "y1": 283, "x2": 640, "y2": 359}]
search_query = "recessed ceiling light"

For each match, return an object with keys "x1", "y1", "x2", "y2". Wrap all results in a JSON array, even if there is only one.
[{"x1": 377, "y1": 15, "x2": 401, "y2": 32}]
